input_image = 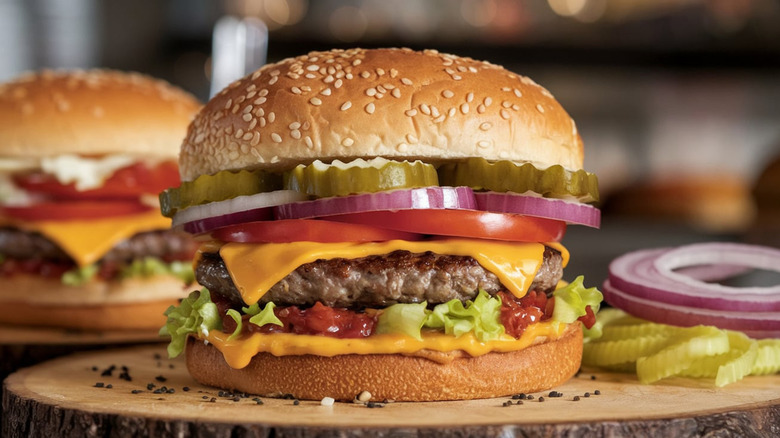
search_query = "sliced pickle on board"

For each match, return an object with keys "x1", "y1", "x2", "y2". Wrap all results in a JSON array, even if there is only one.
[
  {"x1": 438, "y1": 157, "x2": 599, "y2": 203},
  {"x1": 284, "y1": 158, "x2": 439, "y2": 198},
  {"x1": 160, "y1": 169, "x2": 282, "y2": 217}
]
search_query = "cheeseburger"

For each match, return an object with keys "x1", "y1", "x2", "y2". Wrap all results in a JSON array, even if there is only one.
[
  {"x1": 0, "y1": 70, "x2": 201, "y2": 331},
  {"x1": 160, "y1": 48, "x2": 602, "y2": 401}
]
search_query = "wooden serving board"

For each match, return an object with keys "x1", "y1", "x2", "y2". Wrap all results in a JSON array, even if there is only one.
[{"x1": 3, "y1": 344, "x2": 779, "y2": 437}]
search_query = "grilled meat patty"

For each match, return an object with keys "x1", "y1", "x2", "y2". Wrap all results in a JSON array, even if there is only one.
[
  {"x1": 0, "y1": 227, "x2": 197, "y2": 264},
  {"x1": 197, "y1": 246, "x2": 563, "y2": 309}
]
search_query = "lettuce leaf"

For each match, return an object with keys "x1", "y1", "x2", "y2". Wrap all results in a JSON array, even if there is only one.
[
  {"x1": 376, "y1": 290, "x2": 504, "y2": 342},
  {"x1": 375, "y1": 302, "x2": 428, "y2": 341},
  {"x1": 62, "y1": 264, "x2": 99, "y2": 286},
  {"x1": 159, "y1": 288, "x2": 221, "y2": 358},
  {"x1": 552, "y1": 275, "x2": 603, "y2": 326},
  {"x1": 244, "y1": 302, "x2": 284, "y2": 328},
  {"x1": 60, "y1": 257, "x2": 195, "y2": 287}
]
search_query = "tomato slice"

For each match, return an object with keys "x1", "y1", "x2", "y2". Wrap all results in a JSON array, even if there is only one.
[
  {"x1": 327, "y1": 210, "x2": 566, "y2": 242},
  {"x1": 13, "y1": 161, "x2": 180, "y2": 200},
  {"x1": 212, "y1": 219, "x2": 423, "y2": 243},
  {"x1": 1, "y1": 201, "x2": 153, "y2": 221}
]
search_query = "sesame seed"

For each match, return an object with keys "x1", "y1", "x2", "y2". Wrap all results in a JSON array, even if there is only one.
[
  {"x1": 514, "y1": 88, "x2": 523, "y2": 98},
  {"x1": 501, "y1": 87, "x2": 511, "y2": 92},
  {"x1": 268, "y1": 112, "x2": 276, "y2": 122},
  {"x1": 289, "y1": 122, "x2": 301, "y2": 129},
  {"x1": 291, "y1": 129, "x2": 301, "y2": 139},
  {"x1": 452, "y1": 75, "x2": 462, "y2": 81},
  {"x1": 477, "y1": 140, "x2": 490, "y2": 148},
  {"x1": 306, "y1": 64, "x2": 319, "y2": 71},
  {"x1": 271, "y1": 133, "x2": 282, "y2": 143},
  {"x1": 433, "y1": 115, "x2": 445, "y2": 123},
  {"x1": 254, "y1": 97, "x2": 267, "y2": 105},
  {"x1": 309, "y1": 97, "x2": 322, "y2": 106},
  {"x1": 401, "y1": 78, "x2": 413, "y2": 86},
  {"x1": 269, "y1": 76, "x2": 278, "y2": 85},
  {"x1": 291, "y1": 87, "x2": 302, "y2": 94},
  {"x1": 502, "y1": 101, "x2": 512, "y2": 108},
  {"x1": 469, "y1": 66, "x2": 478, "y2": 73},
  {"x1": 500, "y1": 109, "x2": 510, "y2": 119},
  {"x1": 270, "y1": 69, "x2": 280, "y2": 76},
  {"x1": 352, "y1": 59, "x2": 362, "y2": 66},
  {"x1": 431, "y1": 106, "x2": 440, "y2": 117},
  {"x1": 376, "y1": 85, "x2": 387, "y2": 93},
  {"x1": 346, "y1": 73, "x2": 354, "y2": 80},
  {"x1": 342, "y1": 137, "x2": 354, "y2": 147},
  {"x1": 536, "y1": 104, "x2": 545, "y2": 113},
  {"x1": 375, "y1": 92, "x2": 384, "y2": 99},
  {"x1": 366, "y1": 88, "x2": 377, "y2": 97},
  {"x1": 305, "y1": 136, "x2": 313, "y2": 148},
  {"x1": 340, "y1": 101, "x2": 352, "y2": 111},
  {"x1": 448, "y1": 108, "x2": 456, "y2": 117},
  {"x1": 335, "y1": 79, "x2": 343, "y2": 88},
  {"x1": 243, "y1": 105, "x2": 253, "y2": 114},
  {"x1": 259, "y1": 89, "x2": 269, "y2": 96},
  {"x1": 445, "y1": 68, "x2": 455, "y2": 75},
  {"x1": 242, "y1": 113, "x2": 252, "y2": 122},
  {"x1": 466, "y1": 92, "x2": 474, "y2": 102},
  {"x1": 391, "y1": 88, "x2": 401, "y2": 98},
  {"x1": 365, "y1": 102, "x2": 375, "y2": 114},
  {"x1": 259, "y1": 117, "x2": 267, "y2": 127},
  {"x1": 574, "y1": 396, "x2": 581, "y2": 401},
  {"x1": 479, "y1": 122, "x2": 492, "y2": 131},
  {"x1": 442, "y1": 90, "x2": 454, "y2": 98},
  {"x1": 224, "y1": 98, "x2": 233, "y2": 109},
  {"x1": 405, "y1": 109, "x2": 418, "y2": 117},
  {"x1": 357, "y1": 391, "x2": 372, "y2": 402},
  {"x1": 460, "y1": 103, "x2": 469, "y2": 114},
  {"x1": 251, "y1": 132, "x2": 260, "y2": 145},
  {"x1": 301, "y1": 86, "x2": 312, "y2": 92},
  {"x1": 397, "y1": 143, "x2": 409, "y2": 152},
  {"x1": 376, "y1": 68, "x2": 385, "y2": 76},
  {"x1": 406, "y1": 134, "x2": 418, "y2": 144},
  {"x1": 302, "y1": 121, "x2": 310, "y2": 130},
  {"x1": 321, "y1": 397, "x2": 335, "y2": 406},
  {"x1": 323, "y1": 75, "x2": 334, "y2": 84},
  {"x1": 235, "y1": 128, "x2": 244, "y2": 138},
  {"x1": 361, "y1": 71, "x2": 371, "y2": 79},
  {"x1": 477, "y1": 104, "x2": 486, "y2": 114},
  {"x1": 246, "y1": 90, "x2": 257, "y2": 99},
  {"x1": 420, "y1": 104, "x2": 431, "y2": 115},
  {"x1": 321, "y1": 88, "x2": 332, "y2": 96},
  {"x1": 232, "y1": 104, "x2": 240, "y2": 114},
  {"x1": 484, "y1": 97, "x2": 493, "y2": 106},
  {"x1": 305, "y1": 73, "x2": 316, "y2": 79}
]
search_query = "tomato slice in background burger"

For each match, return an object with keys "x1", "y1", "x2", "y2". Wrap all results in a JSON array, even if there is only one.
[
  {"x1": 1, "y1": 201, "x2": 153, "y2": 221},
  {"x1": 212, "y1": 219, "x2": 423, "y2": 244},
  {"x1": 13, "y1": 161, "x2": 180, "y2": 200},
  {"x1": 327, "y1": 210, "x2": 566, "y2": 242}
]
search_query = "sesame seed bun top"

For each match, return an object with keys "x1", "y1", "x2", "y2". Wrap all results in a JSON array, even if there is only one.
[
  {"x1": 179, "y1": 48, "x2": 583, "y2": 182},
  {"x1": 0, "y1": 69, "x2": 201, "y2": 159}
]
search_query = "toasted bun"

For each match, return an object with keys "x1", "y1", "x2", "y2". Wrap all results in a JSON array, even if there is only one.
[
  {"x1": 0, "y1": 275, "x2": 193, "y2": 330},
  {"x1": 0, "y1": 69, "x2": 201, "y2": 158},
  {"x1": 180, "y1": 48, "x2": 583, "y2": 181},
  {"x1": 186, "y1": 322, "x2": 582, "y2": 401}
]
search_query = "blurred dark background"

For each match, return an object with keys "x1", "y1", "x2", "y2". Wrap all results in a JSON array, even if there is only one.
[{"x1": 3, "y1": 0, "x2": 779, "y2": 283}]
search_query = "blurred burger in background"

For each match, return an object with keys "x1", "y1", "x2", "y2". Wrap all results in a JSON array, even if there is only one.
[
  {"x1": 0, "y1": 70, "x2": 201, "y2": 331},
  {"x1": 747, "y1": 152, "x2": 780, "y2": 248}
]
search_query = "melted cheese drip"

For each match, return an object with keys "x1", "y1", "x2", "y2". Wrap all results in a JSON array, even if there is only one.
[
  {"x1": 204, "y1": 321, "x2": 567, "y2": 369},
  {"x1": 2, "y1": 211, "x2": 171, "y2": 267},
  {"x1": 217, "y1": 239, "x2": 569, "y2": 305}
]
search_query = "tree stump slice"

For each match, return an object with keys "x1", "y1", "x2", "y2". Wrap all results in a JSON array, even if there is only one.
[{"x1": 3, "y1": 344, "x2": 779, "y2": 437}]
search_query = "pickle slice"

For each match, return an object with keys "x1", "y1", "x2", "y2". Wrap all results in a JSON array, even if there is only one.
[
  {"x1": 284, "y1": 158, "x2": 438, "y2": 198},
  {"x1": 751, "y1": 339, "x2": 780, "y2": 375},
  {"x1": 583, "y1": 334, "x2": 671, "y2": 367},
  {"x1": 437, "y1": 157, "x2": 599, "y2": 203},
  {"x1": 160, "y1": 169, "x2": 282, "y2": 217},
  {"x1": 636, "y1": 326, "x2": 730, "y2": 384}
]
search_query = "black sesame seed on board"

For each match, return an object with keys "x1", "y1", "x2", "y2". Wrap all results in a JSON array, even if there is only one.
[
  {"x1": 106, "y1": 384, "x2": 113, "y2": 389},
  {"x1": 147, "y1": 383, "x2": 156, "y2": 390},
  {"x1": 233, "y1": 396, "x2": 241, "y2": 402},
  {"x1": 155, "y1": 375, "x2": 167, "y2": 383},
  {"x1": 538, "y1": 397, "x2": 545, "y2": 402},
  {"x1": 167, "y1": 388, "x2": 175, "y2": 394},
  {"x1": 131, "y1": 390, "x2": 142, "y2": 394},
  {"x1": 210, "y1": 397, "x2": 217, "y2": 403},
  {"x1": 591, "y1": 375, "x2": 597, "y2": 380},
  {"x1": 91, "y1": 366, "x2": 98, "y2": 372},
  {"x1": 153, "y1": 353, "x2": 161, "y2": 360},
  {"x1": 584, "y1": 392, "x2": 591, "y2": 398},
  {"x1": 202, "y1": 396, "x2": 209, "y2": 400},
  {"x1": 94, "y1": 382, "x2": 104, "y2": 388},
  {"x1": 527, "y1": 395, "x2": 534, "y2": 400},
  {"x1": 502, "y1": 401, "x2": 511, "y2": 407},
  {"x1": 573, "y1": 396, "x2": 581, "y2": 401},
  {"x1": 183, "y1": 387, "x2": 190, "y2": 392},
  {"x1": 100, "y1": 365, "x2": 115, "y2": 377},
  {"x1": 594, "y1": 390, "x2": 601, "y2": 395},
  {"x1": 293, "y1": 400, "x2": 300, "y2": 406}
]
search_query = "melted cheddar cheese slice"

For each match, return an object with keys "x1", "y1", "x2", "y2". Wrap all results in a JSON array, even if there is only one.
[
  {"x1": 203, "y1": 320, "x2": 568, "y2": 368},
  {"x1": 214, "y1": 239, "x2": 569, "y2": 305},
  {"x1": 2, "y1": 211, "x2": 171, "y2": 267}
]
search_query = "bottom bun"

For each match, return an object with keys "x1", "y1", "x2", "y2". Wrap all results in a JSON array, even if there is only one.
[
  {"x1": 186, "y1": 323, "x2": 583, "y2": 401},
  {"x1": 0, "y1": 275, "x2": 193, "y2": 331}
]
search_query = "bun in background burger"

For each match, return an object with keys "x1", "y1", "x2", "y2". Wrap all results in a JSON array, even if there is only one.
[
  {"x1": 0, "y1": 70, "x2": 201, "y2": 331},
  {"x1": 160, "y1": 48, "x2": 603, "y2": 401}
]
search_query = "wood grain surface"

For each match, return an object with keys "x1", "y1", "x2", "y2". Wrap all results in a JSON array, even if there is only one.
[{"x1": 3, "y1": 344, "x2": 779, "y2": 437}]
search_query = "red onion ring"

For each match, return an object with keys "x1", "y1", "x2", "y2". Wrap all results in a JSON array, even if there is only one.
[
  {"x1": 180, "y1": 207, "x2": 273, "y2": 235},
  {"x1": 474, "y1": 192, "x2": 600, "y2": 228},
  {"x1": 605, "y1": 242, "x2": 780, "y2": 338},
  {"x1": 602, "y1": 279, "x2": 780, "y2": 339},
  {"x1": 274, "y1": 186, "x2": 476, "y2": 220}
]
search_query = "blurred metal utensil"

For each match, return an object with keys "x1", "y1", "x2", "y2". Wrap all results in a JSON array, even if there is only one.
[{"x1": 210, "y1": 15, "x2": 268, "y2": 98}]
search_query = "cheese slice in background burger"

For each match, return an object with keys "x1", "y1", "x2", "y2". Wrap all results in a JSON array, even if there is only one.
[
  {"x1": 159, "y1": 48, "x2": 603, "y2": 401},
  {"x1": 0, "y1": 70, "x2": 201, "y2": 331}
]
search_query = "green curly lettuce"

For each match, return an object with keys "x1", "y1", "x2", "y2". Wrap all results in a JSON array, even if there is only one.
[
  {"x1": 376, "y1": 290, "x2": 504, "y2": 342},
  {"x1": 553, "y1": 275, "x2": 603, "y2": 333},
  {"x1": 159, "y1": 288, "x2": 221, "y2": 358},
  {"x1": 60, "y1": 257, "x2": 195, "y2": 287},
  {"x1": 243, "y1": 301, "x2": 284, "y2": 328}
]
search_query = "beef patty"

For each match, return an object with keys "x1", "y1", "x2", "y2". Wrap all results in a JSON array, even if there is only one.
[
  {"x1": 0, "y1": 227, "x2": 197, "y2": 264},
  {"x1": 197, "y1": 246, "x2": 563, "y2": 309}
]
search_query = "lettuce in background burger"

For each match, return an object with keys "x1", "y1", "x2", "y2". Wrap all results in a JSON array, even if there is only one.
[
  {"x1": 0, "y1": 70, "x2": 201, "y2": 331},
  {"x1": 160, "y1": 48, "x2": 602, "y2": 401}
]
